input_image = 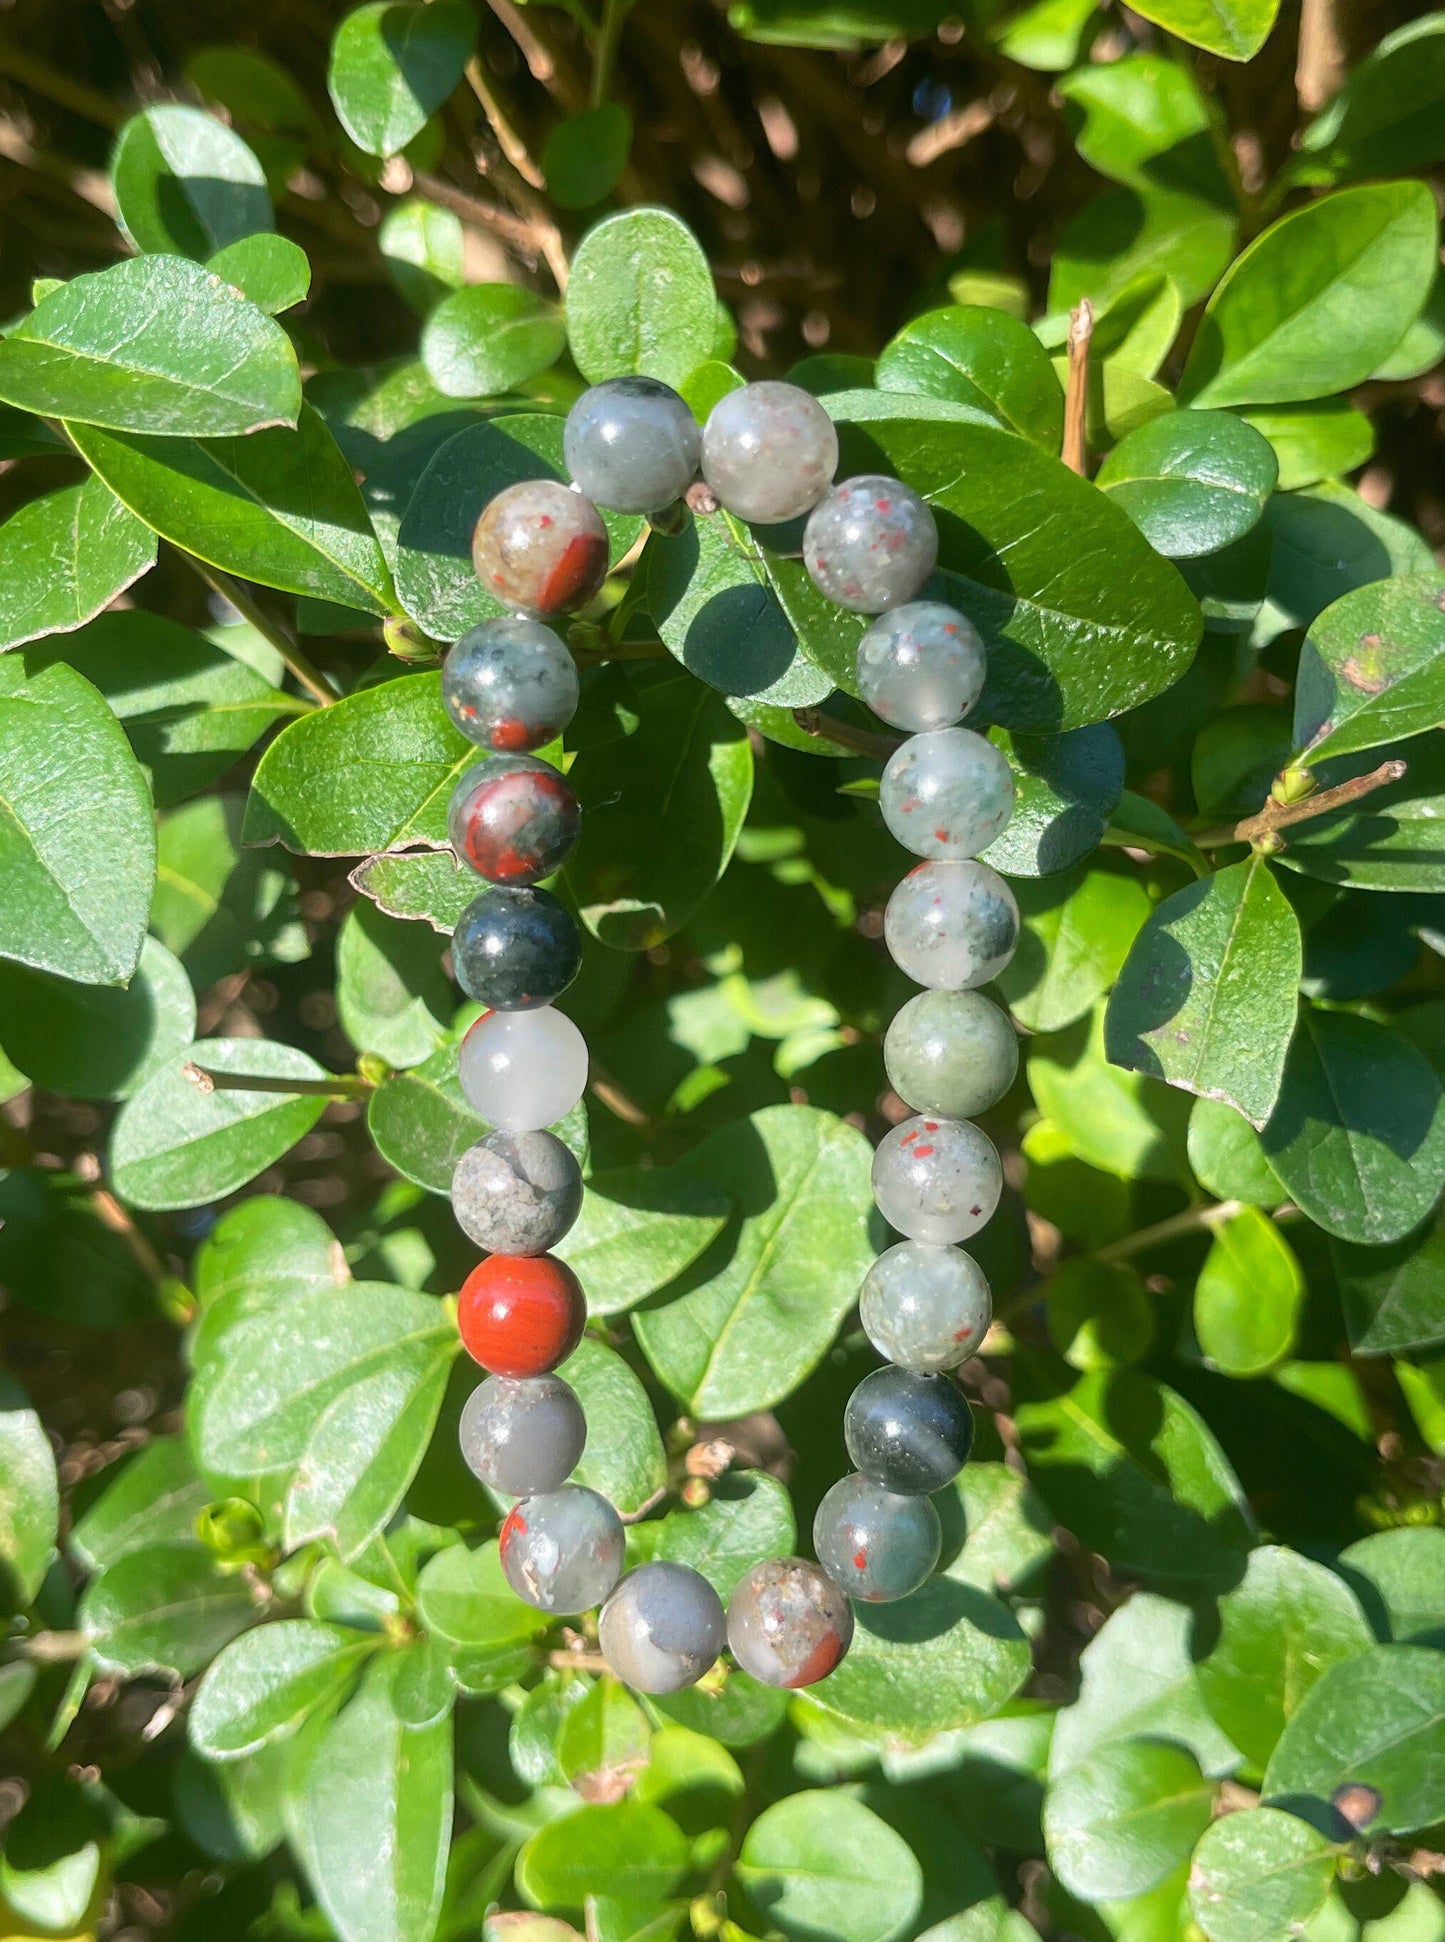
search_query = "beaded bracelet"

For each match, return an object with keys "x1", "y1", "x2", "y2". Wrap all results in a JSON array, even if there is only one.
[{"x1": 438, "y1": 371, "x2": 1020, "y2": 1696}]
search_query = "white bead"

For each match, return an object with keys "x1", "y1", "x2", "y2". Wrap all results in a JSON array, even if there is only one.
[{"x1": 458, "y1": 1007, "x2": 588, "y2": 1132}]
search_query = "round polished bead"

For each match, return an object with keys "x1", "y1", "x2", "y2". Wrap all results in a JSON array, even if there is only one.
[
  {"x1": 860, "y1": 1241, "x2": 992, "y2": 1373},
  {"x1": 884, "y1": 861, "x2": 1020, "y2": 991},
  {"x1": 598, "y1": 1561, "x2": 726, "y2": 1693},
  {"x1": 880, "y1": 729, "x2": 1015, "y2": 861},
  {"x1": 452, "y1": 1129, "x2": 583, "y2": 1256},
  {"x1": 855, "y1": 601, "x2": 986, "y2": 732},
  {"x1": 452, "y1": 886, "x2": 581, "y2": 1011},
  {"x1": 564, "y1": 377, "x2": 701, "y2": 514},
  {"x1": 500, "y1": 1485, "x2": 624, "y2": 1612},
  {"x1": 459, "y1": 1373, "x2": 587, "y2": 1496},
  {"x1": 701, "y1": 381, "x2": 839, "y2": 524},
  {"x1": 725, "y1": 1557, "x2": 854, "y2": 1689},
  {"x1": 458, "y1": 1252, "x2": 586, "y2": 1376},
  {"x1": 449, "y1": 754, "x2": 580, "y2": 886},
  {"x1": 872, "y1": 1114, "x2": 1002, "y2": 1245},
  {"x1": 472, "y1": 479, "x2": 609, "y2": 618},
  {"x1": 442, "y1": 615, "x2": 579, "y2": 753},
  {"x1": 457, "y1": 1006, "x2": 588, "y2": 1132},
  {"x1": 884, "y1": 989, "x2": 1018, "y2": 1119},
  {"x1": 845, "y1": 1366, "x2": 975, "y2": 1496},
  {"x1": 802, "y1": 474, "x2": 938, "y2": 613},
  {"x1": 813, "y1": 1473, "x2": 940, "y2": 1603}
]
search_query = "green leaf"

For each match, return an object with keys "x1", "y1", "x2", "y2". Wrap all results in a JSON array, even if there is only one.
[
  {"x1": 0, "y1": 1374, "x2": 58, "y2": 1611},
  {"x1": 543, "y1": 104, "x2": 634, "y2": 211},
  {"x1": 327, "y1": 1, "x2": 475, "y2": 156},
  {"x1": 941, "y1": 1461, "x2": 1054, "y2": 1596},
  {"x1": 656, "y1": 1472, "x2": 796, "y2": 1603},
  {"x1": 112, "y1": 105, "x2": 272, "y2": 256},
  {"x1": 109, "y1": 1037, "x2": 331, "y2": 1212},
  {"x1": 174, "y1": 1742, "x2": 288, "y2": 1863},
  {"x1": 1050, "y1": 187, "x2": 1237, "y2": 316},
  {"x1": 998, "y1": 867, "x2": 1153, "y2": 1034},
  {"x1": 0, "y1": 653, "x2": 155, "y2": 986},
  {"x1": 0, "y1": 474, "x2": 155, "y2": 652},
  {"x1": 555, "y1": 1676, "x2": 652, "y2": 1801},
  {"x1": 1186, "y1": 1098, "x2": 1286, "y2": 1207},
  {"x1": 1262, "y1": 1643, "x2": 1445, "y2": 1837},
  {"x1": 1332, "y1": 1211, "x2": 1445, "y2": 1356},
  {"x1": 1261, "y1": 1008, "x2": 1445, "y2": 1246},
  {"x1": 736, "y1": 1792, "x2": 923, "y2": 1942},
  {"x1": 1258, "y1": 481, "x2": 1435, "y2": 638},
  {"x1": 0, "y1": 256, "x2": 300, "y2": 437},
  {"x1": 515, "y1": 1800, "x2": 690, "y2": 1912},
  {"x1": 554, "y1": 1164, "x2": 730, "y2": 1317},
  {"x1": 1292, "y1": 13, "x2": 1445, "y2": 187},
  {"x1": 1194, "y1": 1206, "x2": 1305, "y2": 1377},
  {"x1": 421, "y1": 285, "x2": 567, "y2": 399},
  {"x1": 565, "y1": 208, "x2": 718, "y2": 389},
  {"x1": 1096, "y1": 410, "x2": 1276, "y2": 559},
  {"x1": 1236, "y1": 399, "x2": 1374, "y2": 491},
  {"x1": 190, "y1": 1621, "x2": 372, "y2": 1759},
  {"x1": 379, "y1": 199, "x2": 466, "y2": 315},
  {"x1": 352, "y1": 848, "x2": 476, "y2": 933},
  {"x1": 1015, "y1": 1368, "x2": 1254, "y2": 1590},
  {"x1": 68, "y1": 1435, "x2": 212, "y2": 1571},
  {"x1": 632, "y1": 1104, "x2": 875, "y2": 1417},
  {"x1": 1055, "y1": 52, "x2": 1231, "y2": 199},
  {"x1": 336, "y1": 899, "x2": 450, "y2": 1068},
  {"x1": 0, "y1": 1776, "x2": 106, "y2": 1934},
  {"x1": 1278, "y1": 735, "x2": 1445, "y2": 895},
  {"x1": 1028, "y1": 1006, "x2": 1191, "y2": 1183},
  {"x1": 193, "y1": 1196, "x2": 349, "y2": 1358},
  {"x1": 980, "y1": 726, "x2": 1124, "y2": 879},
  {"x1": 152, "y1": 793, "x2": 309, "y2": 989},
  {"x1": 1106, "y1": 857, "x2": 1302, "y2": 1129},
  {"x1": 70, "y1": 406, "x2": 396, "y2": 617},
  {"x1": 1338, "y1": 1529, "x2": 1445, "y2": 1649},
  {"x1": 875, "y1": 305, "x2": 1063, "y2": 448},
  {"x1": 0, "y1": 938, "x2": 193, "y2": 1103},
  {"x1": 559, "y1": 1337, "x2": 668, "y2": 1517},
  {"x1": 80, "y1": 1540, "x2": 259, "y2": 1677},
  {"x1": 1187, "y1": 1807, "x2": 1335, "y2": 1942},
  {"x1": 1293, "y1": 572, "x2": 1445, "y2": 766},
  {"x1": 1180, "y1": 183, "x2": 1440, "y2": 408},
  {"x1": 566, "y1": 669, "x2": 754, "y2": 949},
  {"x1": 1045, "y1": 1738, "x2": 1213, "y2": 1902},
  {"x1": 415, "y1": 1541, "x2": 548, "y2": 1682},
  {"x1": 207, "y1": 231, "x2": 311, "y2": 315}
]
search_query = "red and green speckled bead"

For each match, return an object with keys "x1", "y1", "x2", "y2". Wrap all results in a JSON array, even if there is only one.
[
  {"x1": 725, "y1": 1557, "x2": 854, "y2": 1688},
  {"x1": 472, "y1": 479, "x2": 609, "y2": 618},
  {"x1": 448, "y1": 753, "x2": 580, "y2": 886}
]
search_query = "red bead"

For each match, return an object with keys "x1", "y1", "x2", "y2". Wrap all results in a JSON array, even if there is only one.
[{"x1": 457, "y1": 1254, "x2": 587, "y2": 1377}]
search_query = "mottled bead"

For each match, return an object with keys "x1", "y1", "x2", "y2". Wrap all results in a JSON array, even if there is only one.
[
  {"x1": 500, "y1": 1485, "x2": 624, "y2": 1612},
  {"x1": 872, "y1": 1114, "x2": 1002, "y2": 1244},
  {"x1": 884, "y1": 860, "x2": 1020, "y2": 991},
  {"x1": 845, "y1": 1366, "x2": 975, "y2": 1496},
  {"x1": 880, "y1": 729, "x2": 1015, "y2": 861},
  {"x1": 598, "y1": 1561, "x2": 727, "y2": 1694},
  {"x1": 813, "y1": 1472, "x2": 940, "y2": 1603},
  {"x1": 458, "y1": 1252, "x2": 586, "y2": 1376},
  {"x1": 860, "y1": 1241, "x2": 992, "y2": 1374},
  {"x1": 803, "y1": 474, "x2": 938, "y2": 614},
  {"x1": 449, "y1": 754, "x2": 581, "y2": 887},
  {"x1": 564, "y1": 377, "x2": 701, "y2": 514},
  {"x1": 452, "y1": 886, "x2": 581, "y2": 1011},
  {"x1": 442, "y1": 615, "x2": 579, "y2": 753},
  {"x1": 701, "y1": 382, "x2": 839, "y2": 524},
  {"x1": 452, "y1": 1129, "x2": 583, "y2": 1256},
  {"x1": 856, "y1": 601, "x2": 987, "y2": 732},
  {"x1": 725, "y1": 1557, "x2": 854, "y2": 1689},
  {"x1": 457, "y1": 1006, "x2": 588, "y2": 1132},
  {"x1": 884, "y1": 989, "x2": 1018, "y2": 1119},
  {"x1": 472, "y1": 479, "x2": 609, "y2": 618},
  {"x1": 459, "y1": 1373, "x2": 587, "y2": 1496}
]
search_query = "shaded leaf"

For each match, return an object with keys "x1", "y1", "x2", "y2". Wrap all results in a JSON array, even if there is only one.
[
  {"x1": 190, "y1": 1621, "x2": 373, "y2": 1759},
  {"x1": 1187, "y1": 1807, "x2": 1334, "y2": 1942},
  {"x1": 421, "y1": 285, "x2": 566, "y2": 399},
  {"x1": 0, "y1": 474, "x2": 155, "y2": 653},
  {"x1": 112, "y1": 106, "x2": 272, "y2": 257},
  {"x1": 1044, "y1": 1739, "x2": 1213, "y2": 1902},
  {"x1": 328, "y1": 1, "x2": 475, "y2": 156},
  {"x1": 0, "y1": 1374, "x2": 58, "y2": 1612},
  {"x1": 736, "y1": 1792, "x2": 923, "y2": 1942}
]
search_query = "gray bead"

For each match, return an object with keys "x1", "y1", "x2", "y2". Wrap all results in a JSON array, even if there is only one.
[
  {"x1": 442, "y1": 615, "x2": 579, "y2": 754},
  {"x1": 844, "y1": 1366, "x2": 974, "y2": 1495},
  {"x1": 459, "y1": 1374, "x2": 587, "y2": 1496},
  {"x1": 701, "y1": 381, "x2": 839, "y2": 524},
  {"x1": 598, "y1": 1561, "x2": 726, "y2": 1693},
  {"x1": 856, "y1": 601, "x2": 986, "y2": 732},
  {"x1": 564, "y1": 377, "x2": 701, "y2": 514},
  {"x1": 499, "y1": 1485, "x2": 624, "y2": 1612},
  {"x1": 803, "y1": 474, "x2": 938, "y2": 613},
  {"x1": 872, "y1": 1114, "x2": 1002, "y2": 1244},
  {"x1": 884, "y1": 989, "x2": 1018, "y2": 1119},
  {"x1": 812, "y1": 1472, "x2": 940, "y2": 1603},
  {"x1": 452, "y1": 1129, "x2": 583, "y2": 1256},
  {"x1": 860, "y1": 1241, "x2": 992, "y2": 1373},
  {"x1": 880, "y1": 729, "x2": 1015, "y2": 861},
  {"x1": 885, "y1": 860, "x2": 1020, "y2": 991},
  {"x1": 726, "y1": 1557, "x2": 854, "y2": 1689}
]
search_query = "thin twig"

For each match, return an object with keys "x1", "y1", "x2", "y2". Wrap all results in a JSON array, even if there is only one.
[
  {"x1": 0, "y1": 42, "x2": 123, "y2": 128},
  {"x1": 412, "y1": 167, "x2": 558, "y2": 270},
  {"x1": 587, "y1": 1062, "x2": 656, "y2": 1132},
  {"x1": 1061, "y1": 299, "x2": 1093, "y2": 477},
  {"x1": 184, "y1": 1063, "x2": 374, "y2": 1101},
  {"x1": 547, "y1": 1648, "x2": 609, "y2": 1673},
  {"x1": 174, "y1": 553, "x2": 334, "y2": 709},
  {"x1": 791, "y1": 707, "x2": 903, "y2": 761},
  {"x1": 88, "y1": 1186, "x2": 168, "y2": 1284},
  {"x1": 1296, "y1": 0, "x2": 1347, "y2": 112},
  {"x1": 1095, "y1": 1199, "x2": 1241, "y2": 1263},
  {"x1": 465, "y1": 55, "x2": 546, "y2": 189},
  {"x1": 14, "y1": 1631, "x2": 90, "y2": 1663},
  {"x1": 591, "y1": 0, "x2": 630, "y2": 108},
  {"x1": 1194, "y1": 759, "x2": 1406, "y2": 850}
]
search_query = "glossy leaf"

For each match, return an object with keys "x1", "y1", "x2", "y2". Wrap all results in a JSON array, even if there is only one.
[
  {"x1": 656, "y1": 1472, "x2": 796, "y2": 1602},
  {"x1": 1237, "y1": 398, "x2": 1374, "y2": 491},
  {"x1": 152, "y1": 793, "x2": 309, "y2": 990},
  {"x1": 1044, "y1": 1738, "x2": 1213, "y2": 1902},
  {"x1": 1186, "y1": 1097, "x2": 1286, "y2": 1207},
  {"x1": 327, "y1": 1, "x2": 475, "y2": 156},
  {"x1": 1096, "y1": 410, "x2": 1277, "y2": 558},
  {"x1": 1195, "y1": 1206, "x2": 1305, "y2": 1378},
  {"x1": 1293, "y1": 572, "x2": 1445, "y2": 766},
  {"x1": 1050, "y1": 187, "x2": 1236, "y2": 315},
  {"x1": 190, "y1": 1621, "x2": 372, "y2": 1758},
  {"x1": 68, "y1": 1436, "x2": 213, "y2": 1571},
  {"x1": 80, "y1": 1541, "x2": 259, "y2": 1678},
  {"x1": 876, "y1": 304, "x2": 1064, "y2": 448},
  {"x1": 559, "y1": 1337, "x2": 668, "y2": 1517},
  {"x1": 735, "y1": 1792, "x2": 923, "y2": 1942},
  {"x1": 1056, "y1": 52, "x2": 1234, "y2": 196},
  {"x1": 0, "y1": 474, "x2": 155, "y2": 653},
  {"x1": 543, "y1": 104, "x2": 634, "y2": 211},
  {"x1": 112, "y1": 105, "x2": 272, "y2": 257},
  {"x1": 556, "y1": 1677, "x2": 651, "y2": 1802},
  {"x1": 980, "y1": 725, "x2": 1125, "y2": 878},
  {"x1": 1028, "y1": 1006, "x2": 1192, "y2": 1183},
  {"x1": 1279, "y1": 734, "x2": 1445, "y2": 894},
  {"x1": 336, "y1": 899, "x2": 450, "y2": 1069},
  {"x1": 207, "y1": 231, "x2": 311, "y2": 314},
  {"x1": 1187, "y1": 1807, "x2": 1335, "y2": 1942},
  {"x1": 0, "y1": 1374, "x2": 58, "y2": 1611},
  {"x1": 421, "y1": 285, "x2": 566, "y2": 399},
  {"x1": 1292, "y1": 13, "x2": 1445, "y2": 187},
  {"x1": 414, "y1": 1541, "x2": 548, "y2": 1678},
  {"x1": 0, "y1": 938, "x2": 193, "y2": 1103},
  {"x1": 554, "y1": 1164, "x2": 730, "y2": 1317},
  {"x1": 379, "y1": 199, "x2": 465, "y2": 314},
  {"x1": 1258, "y1": 482, "x2": 1434, "y2": 637},
  {"x1": 998, "y1": 867, "x2": 1153, "y2": 1034},
  {"x1": 515, "y1": 1800, "x2": 689, "y2": 1911},
  {"x1": 1331, "y1": 1211, "x2": 1445, "y2": 1356},
  {"x1": 565, "y1": 208, "x2": 718, "y2": 388},
  {"x1": 1337, "y1": 1528, "x2": 1445, "y2": 1648}
]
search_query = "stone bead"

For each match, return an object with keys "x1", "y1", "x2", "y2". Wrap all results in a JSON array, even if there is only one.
[
  {"x1": 880, "y1": 729, "x2": 1016, "y2": 861},
  {"x1": 812, "y1": 1472, "x2": 940, "y2": 1603},
  {"x1": 599, "y1": 1561, "x2": 727, "y2": 1693},
  {"x1": 452, "y1": 1129, "x2": 583, "y2": 1256},
  {"x1": 442, "y1": 615, "x2": 579, "y2": 753},
  {"x1": 844, "y1": 1366, "x2": 975, "y2": 1496},
  {"x1": 472, "y1": 479, "x2": 609, "y2": 618},
  {"x1": 457, "y1": 1006, "x2": 588, "y2": 1132},
  {"x1": 449, "y1": 754, "x2": 581, "y2": 887},
  {"x1": 452, "y1": 886, "x2": 581, "y2": 1011},
  {"x1": 701, "y1": 381, "x2": 839, "y2": 524},
  {"x1": 872, "y1": 1114, "x2": 1002, "y2": 1245},
  {"x1": 855, "y1": 601, "x2": 987, "y2": 732},
  {"x1": 884, "y1": 860, "x2": 1020, "y2": 991},
  {"x1": 500, "y1": 1485, "x2": 624, "y2": 1612},
  {"x1": 457, "y1": 1253, "x2": 586, "y2": 1377},
  {"x1": 859, "y1": 1241, "x2": 992, "y2": 1373},
  {"x1": 564, "y1": 377, "x2": 701, "y2": 514},
  {"x1": 883, "y1": 989, "x2": 1019, "y2": 1119},
  {"x1": 725, "y1": 1557, "x2": 854, "y2": 1689},
  {"x1": 459, "y1": 1373, "x2": 587, "y2": 1496},
  {"x1": 802, "y1": 474, "x2": 938, "y2": 614}
]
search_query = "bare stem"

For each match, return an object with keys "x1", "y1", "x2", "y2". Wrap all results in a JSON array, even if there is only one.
[
  {"x1": 1095, "y1": 1198, "x2": 1241, "y2": 1263},
  {"x1": 88, "y1": 1186, "x2": 168, "y2": 1284},
  {"x1": 14, "y1": 1631, "x2": 90, "y2": 1663},
  {"x1": 1296, "y1": 0, "x2": 1347, "y2": 113},
  {"x1": 184, "y1": 1063, "x2": 374, "y2": 1101},
  {"x1": 175, "y1": 554, "x2": 335, "y2": 709},
  {"x1": 791, "y1": 707, "x2": 903, "y2": 761},
  {"x1": 1061, "y1": 299, "x2": 1094, "y2": 477},
  {"x1": 412, "y1": 168, "x2": 565, "y2": 287},
  {"x1": 1195, "y1": 759, "x2": 1406, "y2": 850},
  {"x1": 465, "y1": 56, "x2": 545, "y2": 189},
  {"x1": 591, "y1": 0, "x2": 631, "y2": 107}
]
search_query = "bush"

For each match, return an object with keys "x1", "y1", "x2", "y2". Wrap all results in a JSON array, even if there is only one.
[{"x1": 1, "y1": 2, "x2": 1443, "y2": 1939}]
